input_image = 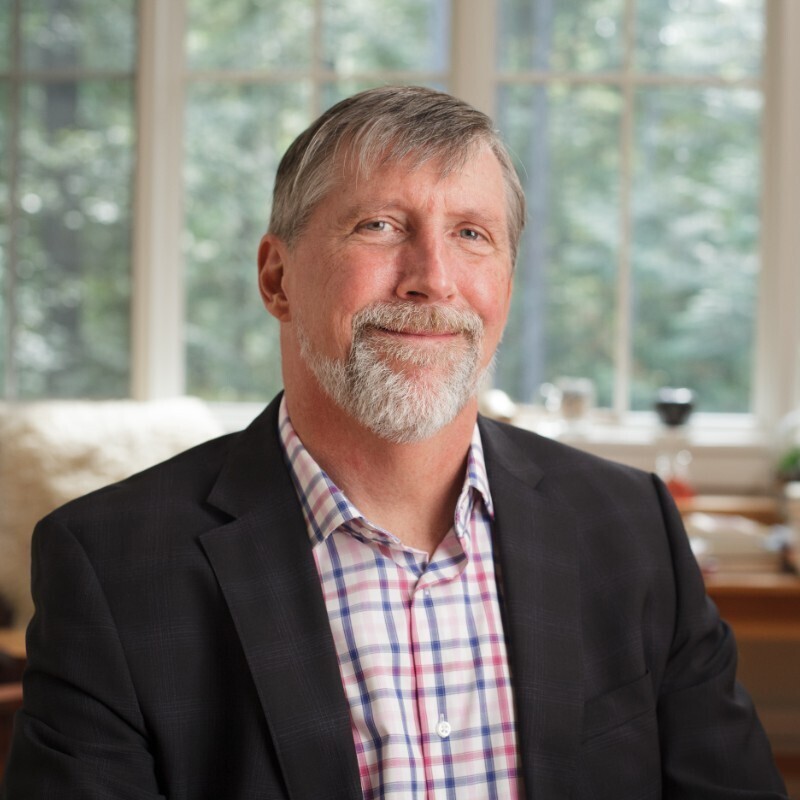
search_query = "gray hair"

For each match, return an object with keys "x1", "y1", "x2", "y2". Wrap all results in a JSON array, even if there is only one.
[{"x1": 268, "y1": 85, "x2": 526, "y2": 265}]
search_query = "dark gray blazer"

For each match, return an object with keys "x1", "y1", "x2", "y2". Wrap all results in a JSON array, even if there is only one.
[{"x1": 2, "y1": 395, "x2": 788, "y2": 799}]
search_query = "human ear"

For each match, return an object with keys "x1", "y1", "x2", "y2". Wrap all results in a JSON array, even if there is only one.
[{"x1": 257, "y1": 234, "x2": 291, "y2": 322}]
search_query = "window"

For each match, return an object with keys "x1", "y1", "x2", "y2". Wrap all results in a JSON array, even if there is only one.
[
  {"x1": 0, "y1": 0, "x2": 137, "y2": 398},
  {"x1": 493, "y1": 0, "x2": 765, "y2": 415},
  {"x1": 2, "y1": 0, "x2": 798, "y2": 456}
]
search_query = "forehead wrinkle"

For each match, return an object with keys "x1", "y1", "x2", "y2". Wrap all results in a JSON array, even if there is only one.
[{"x1": 330, "y1": 144, "x2": 470, "y2": 202}]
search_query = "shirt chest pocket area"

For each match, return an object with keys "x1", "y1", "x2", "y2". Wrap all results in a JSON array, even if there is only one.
[{"x1": 581, "y1": 671, "x2": 655, "y2": 743}]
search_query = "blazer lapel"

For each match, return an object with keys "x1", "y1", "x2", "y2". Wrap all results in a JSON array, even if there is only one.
[
  {"x1": 199, "y1": 397, "x2": 362, "y2": 800},
  {"x1": 480, "y1": 418, "x2": 583, "y2": 799}
]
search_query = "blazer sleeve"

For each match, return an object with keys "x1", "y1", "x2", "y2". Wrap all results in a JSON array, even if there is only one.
[
  {"x1": 652, "y1": 476, "x2": 788, "y2": 798},
  {"x1": 1, "y1": 516, "x2": 165, "y2": 799}
]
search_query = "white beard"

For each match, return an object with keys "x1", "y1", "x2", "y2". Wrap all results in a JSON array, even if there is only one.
[{"x1": 296, "y1": 302, "x2": 487, "y2": 443}]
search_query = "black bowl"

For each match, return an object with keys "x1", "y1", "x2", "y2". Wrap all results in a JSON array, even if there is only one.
[{"x1": 654, "y1": 387, "x2": 694, "y2": 427}]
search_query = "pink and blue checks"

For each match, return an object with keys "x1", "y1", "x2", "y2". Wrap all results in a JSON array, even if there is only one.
[{"x1": 279, "y1": 399, "x2": 521, "y2": 799}]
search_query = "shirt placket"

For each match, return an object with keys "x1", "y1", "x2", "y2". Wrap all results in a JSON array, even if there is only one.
[
  {"x1": 410, "y1": 528, "x2": 470, "y2": 800},
  {"x1": 281, "y1": 399, "x2": 517, "y2": 798}
]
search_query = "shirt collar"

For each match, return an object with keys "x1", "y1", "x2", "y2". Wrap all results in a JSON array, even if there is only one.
[{"x1": 278, "y1": 395, "x2": 494, "y2": 547}]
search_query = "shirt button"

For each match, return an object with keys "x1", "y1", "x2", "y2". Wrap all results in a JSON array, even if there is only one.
[{"x1": 436, "y1": 717, "x2": 451, "y2": 739}]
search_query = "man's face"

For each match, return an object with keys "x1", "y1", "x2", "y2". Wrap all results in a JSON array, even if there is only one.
[{"x1": 261, "y1": 144, "x2": 514, "y2": 441}]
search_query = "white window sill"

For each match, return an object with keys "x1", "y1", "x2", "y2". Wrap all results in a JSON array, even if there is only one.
[{"x1": 512, "y1": 408, "x2": 777, "y2": 495}]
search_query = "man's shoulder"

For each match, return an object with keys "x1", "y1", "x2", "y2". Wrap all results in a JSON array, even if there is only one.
[
  {"x1": 46, "y1": 397, "x2": 286, "y2": 531},
  {"x1": 479, "y1": 415, "x2": 651, "y2": 484},
  {"x1": 478, "y1": 414, "x2": 664, "y2": 522},
  {"x1": 44, "y1": 430, "x2": 241, "y2": 531}
]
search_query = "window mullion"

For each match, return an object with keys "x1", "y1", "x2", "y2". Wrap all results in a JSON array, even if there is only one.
[
  {"x1": 754, "y1": 0, "x2": 800, "y2": 427},
  {"x1": 311, "y1": 0, "x2": 324, "y2": 117},
  {"x1": 131, "y1": 0, "x2": 187, "y2": 400},
  {"x1": 613, "y1": 0, "x2": 637, "y2": 418},
  {"x1": 3, "y1": 0, "x2": 23, "y2": 399},
  {"x1": 450, "y1": 0, "x2": 497, "y2": 116}
]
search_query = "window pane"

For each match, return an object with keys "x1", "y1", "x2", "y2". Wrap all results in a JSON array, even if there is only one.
[
  {"x1": 0, "y1": 4, "x2": 10, "y2": 71},
  {"x1": 184, "y1": 82, "x2": 310, "y2": 401},
  {"x1": 631, "y1": 87, "x2": 761, "y2": 412},
  {"x1": 21, "y1": 0, "x2": 137, "y2": 72},
  {"x1": 635, "y1": 0, "x2": 763, "y2": 78},
  {"x1": 187, "y1": 0, "x2": 314, "y2": 71},
  {"x1": 14, "y1": 79, "x2": 134, "y2": 398},
  {"x1": 323, "y1": 0, "x2": 450, "y2": 73},
  {"x1": 498, "y1": 0, "x2": 625, "y2": 73},
  {"x1": 495, "y1": 84, "x2": 621, "y2": 406}
]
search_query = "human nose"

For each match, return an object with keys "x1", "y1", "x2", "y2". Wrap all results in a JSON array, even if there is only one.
[{"x1": 395, "y1": 231, "x2": 457, "y2": 303}]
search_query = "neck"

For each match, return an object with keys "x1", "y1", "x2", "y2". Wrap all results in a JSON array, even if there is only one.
[{"x1": 284, "y1": 384, "x2": 478, "y2": 556}]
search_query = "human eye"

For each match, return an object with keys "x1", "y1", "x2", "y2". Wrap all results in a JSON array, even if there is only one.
[
  {"x1": 358, "y1": 219, "x2": 392, "y2": 233},
  {"x1": 458, "y1": 227, "x2": 485, "y2": 242}
]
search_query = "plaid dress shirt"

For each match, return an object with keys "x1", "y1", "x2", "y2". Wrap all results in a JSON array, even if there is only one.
[{"x1": 279, "y1": 399, "x2": 521, "y2": 799}]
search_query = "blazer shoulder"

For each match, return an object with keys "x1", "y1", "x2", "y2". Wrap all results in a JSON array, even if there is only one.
[
  {"x1": 479, "y1": 414, "x2": 654, "y2": 491},
  {"x1": 45, "y1": 396, "x2": 286, "y2": 533},
  {"x1": 44, "y1": 430, "x2": 240, "y2": 530}
]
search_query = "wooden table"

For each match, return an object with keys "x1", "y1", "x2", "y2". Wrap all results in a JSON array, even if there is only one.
[
  {"x1": 706, "y1": 573, "x2": 800, "y2": 640},
  {"x1": 705, "y1": 573, "x2": 800, "y2": 793},
  {"x1": 682, "y1": 493, "x2": 800, "y2": 793},
  {"x1": 677, "y1": 494, "x2": 784, "y2": 525},
  {"x1": 0, "y1": 629, "x2": 24, "y2": 780},
  {"x1": 0, "y1": 629, "x2": 25, "y2": 663}
]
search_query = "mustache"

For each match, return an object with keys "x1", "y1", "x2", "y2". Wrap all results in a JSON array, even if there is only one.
[{"x1": 352, "y1": 302, "x2": 483, "y2": 339}]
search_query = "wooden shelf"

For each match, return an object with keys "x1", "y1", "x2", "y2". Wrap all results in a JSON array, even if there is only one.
[
  {"x1": 705, "y1": 574, "x2": 800, "y2": 640},
  {"x1": 677, "y1": 494, "x2": 784, "y2": 525},
  {"x1": 0, "y1": 629, "x2": 25, "y2": 661}
]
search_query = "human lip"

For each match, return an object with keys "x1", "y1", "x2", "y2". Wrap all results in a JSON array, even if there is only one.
[
  {"x1": 354, "y1": 302, "x2": 483, "y2": 343},
  {"x1": 371, "y1": 326, "x2": 461, "y2": 340}
]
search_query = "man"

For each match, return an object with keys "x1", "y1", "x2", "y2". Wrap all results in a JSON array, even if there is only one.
[{"x1": 2, "y1": 86, "x2": 787, "y2": 799}]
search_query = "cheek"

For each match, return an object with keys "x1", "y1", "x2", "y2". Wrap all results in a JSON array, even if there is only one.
[
  {"x1": 470, "y1": 272, "x2": 513, "y2": 328},
  {"x1": 476, "y1": 284, "x2": 512, "y2": 360}
]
